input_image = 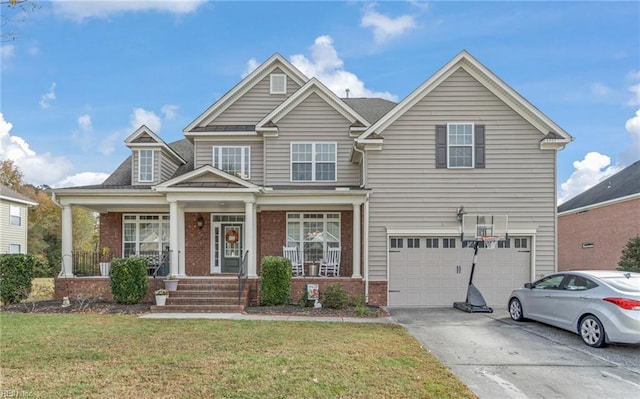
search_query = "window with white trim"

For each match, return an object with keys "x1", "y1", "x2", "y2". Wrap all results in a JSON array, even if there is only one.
[
  {"x1": 123, "y1": 215, "x2": 169, "y2": 257},
  {"x1": 407, "y1": 238, "x2": 420, "y2": 248},
  {"x1": 213, "y1": 146, "x2": 250, "y2": 179},
  {"x1": 390, "y1": 238, "x2": 403, "y2": 249},
  {"x1": 291, "y1": 143, "x2": 336, "y2": 182},
  {"x1": 9, "y1": 205, "x2": 21, "y2": 226},
  {"x1": 286, "y1": 213, "x2": 340, "y2": 263},
  {"x1": 448, "y1": 123, "x2": 474, "y2": 167},
  {"x1": 9, "y1": 244, "x2": 21, "y2": 254},
  {"x1": 138, "y1": 149, "x2": 154, "y2": 182},
  {"x1": 270, "y1": 74, "x2": 286, "y2": 94}
]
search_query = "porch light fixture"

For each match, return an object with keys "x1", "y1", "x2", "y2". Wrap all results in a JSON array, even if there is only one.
[
  {"x1": 456, "y1": 205, "x2": 467, "y2": 222},
  {"x1": 197, "y1": 214, "x2": 205, "y2": 229}
]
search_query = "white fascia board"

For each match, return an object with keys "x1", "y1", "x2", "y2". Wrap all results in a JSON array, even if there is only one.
[
  {"x1": 185, "y1": 131, "x2": 259, "y2": 138},
  {"x1": 256, "y1": 78, "x2": 369, "y2": 130},
  {"x1": 359, "y1": 50, "x2": 573, "y2": 144},
  {"x1": 125, "y1": 125, "x2": 187, "y2": 164},
  {"x1": 0, "y1": 195, "x2": 38, "y2": 206},
  {"x1": 165, "y1": 191, "x2": 258, "y2": 203},
  {"x1": 558, "y1": 193, "x2": 640, "y2": 216},
  {"x1": 184, "y1": 54, "x2": 308, "y2": 132},
  {"x1": 159, "y1": 187, "x2": 262, "y2": 194},
  {"x1": 56, "y1": 194, "x2": 167, "y2": 207}
]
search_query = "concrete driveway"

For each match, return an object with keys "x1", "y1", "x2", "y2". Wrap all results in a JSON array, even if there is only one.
[{"x1": 389, "y1": 307, "x2": 640, "y2": 399}]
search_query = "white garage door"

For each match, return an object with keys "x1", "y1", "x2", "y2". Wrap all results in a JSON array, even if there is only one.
[{"x1": 388, "y1": 236, "x2": 530, "y2": 307}]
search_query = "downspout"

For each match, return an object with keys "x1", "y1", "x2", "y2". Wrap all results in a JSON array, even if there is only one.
[{"x1": 352, "y1": 142, "x2": 370, "y2": 302}]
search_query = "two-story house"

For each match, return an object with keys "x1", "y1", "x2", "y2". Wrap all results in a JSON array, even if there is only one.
[
  {"x1": 0, "y1": 184, "x2": 37, "y2": 254},
  {"x1": 53, "y1": 50, "x2": 572, "y2": 309}
]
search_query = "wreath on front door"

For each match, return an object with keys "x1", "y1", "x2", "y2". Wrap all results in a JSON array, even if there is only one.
[{"x1": 225, "y1": 229, "x2": 239, "y2": 244}]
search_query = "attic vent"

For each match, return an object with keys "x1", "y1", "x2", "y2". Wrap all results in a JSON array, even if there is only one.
[
  {"x1": 270, "y1": 74, "x2": 286, "y2": 94},
  {"x1": 582, "y1": 242, "x2": 594, "y2": 249}
]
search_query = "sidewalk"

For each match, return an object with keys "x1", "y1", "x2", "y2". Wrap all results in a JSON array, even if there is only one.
[{"x1": 140, "y1": 312, "x2": 396, "y2": 323}]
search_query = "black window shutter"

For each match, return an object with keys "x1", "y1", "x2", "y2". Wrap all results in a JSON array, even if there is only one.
[
  {"x1": 474, "y1": 125, "x2": 485, "y2": 168},
  {"x1": 436, "y1": 125, "x2": 447, "y2": 168}
]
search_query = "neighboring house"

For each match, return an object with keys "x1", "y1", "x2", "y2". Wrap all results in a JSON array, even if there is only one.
[
  {"x1": 558, "y1": 161, "x2": 640, "y2": 271},
  {"x1": 0, "y1": 184, "x2": 38, "y2": 254},
  {"x1": 53, "y1": 50, "x2": 572, "y2": 308}
]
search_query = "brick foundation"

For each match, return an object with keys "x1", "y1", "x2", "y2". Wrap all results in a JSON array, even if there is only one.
[
  {"x1": 367, "y1": 281, "x2": 388, "y2": 306},
  {"x1": 55, "y1": 277, "x2": 164, "y2": 303}
]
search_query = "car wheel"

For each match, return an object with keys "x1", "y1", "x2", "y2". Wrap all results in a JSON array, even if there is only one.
[
  {"x1": 580, "y1": 315, "x2": 606, "y2": 348},
  {"x1": 509, "y1": 298, "x2": 524, "y2": 321}
]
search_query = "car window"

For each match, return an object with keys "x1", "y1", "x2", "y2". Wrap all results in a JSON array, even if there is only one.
[
  {"x1": 564, "y1": 275, "x2": 597, "y2": 291},
  {"x1": 534, "y1": 275, "x2": 565, "y2": 290}
]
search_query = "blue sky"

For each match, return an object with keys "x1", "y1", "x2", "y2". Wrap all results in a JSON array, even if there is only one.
[{"x1": 1, "y1": 0, "x2": 638, "y2": 204}]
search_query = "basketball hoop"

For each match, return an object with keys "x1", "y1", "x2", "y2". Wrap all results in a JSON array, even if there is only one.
[{"x1": 481, "y1": 235, "x2": 500, "y2": 250}]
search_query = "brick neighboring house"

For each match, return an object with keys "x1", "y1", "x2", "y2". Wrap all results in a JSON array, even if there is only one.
[
  {"x1": 53, "y1": 50, "x2": 573, "y2": 309},
  {"x1": 558, "y1": 160, "x2": 640, "y2": 271},
  {"x1": 0, "y1": 184, "x2": 38, "y2": 254}
]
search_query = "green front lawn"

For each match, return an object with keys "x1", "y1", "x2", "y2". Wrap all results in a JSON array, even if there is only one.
[{"x1": 1, "y1": 314, "x2": 476, "y2": 398}]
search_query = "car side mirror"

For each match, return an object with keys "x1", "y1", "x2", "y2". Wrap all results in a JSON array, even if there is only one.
[{"x1": 524, "y1": 283, "x2": 534, "y2": 289}]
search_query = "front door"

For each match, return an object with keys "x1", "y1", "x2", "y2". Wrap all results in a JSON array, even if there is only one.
[{"x1": 221, "y1": 223, "x2": 242, "y2": 273}]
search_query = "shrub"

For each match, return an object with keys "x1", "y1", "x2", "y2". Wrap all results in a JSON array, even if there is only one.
[
  {"x1": 0, "y1": 254, "x2": 36, "y2": 304},
  {"x1": 260, "y1": 256, "x2": 291, "y2": 306},
  {"x1": 350, "y1": 293, "x2": 371, "y2": 316},
  {"x1": 322, "y1": 283, "x2": 348, "y2": 309},
  {"x1": 109, "y1": 257, "x2": 148, "y2": 304},
  {"x1": 618, "y1": 236, "x2": 640, "y2": 273}
]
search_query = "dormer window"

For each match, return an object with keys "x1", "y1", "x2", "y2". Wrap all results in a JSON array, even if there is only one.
[
  {"x1": 138, "y1": 149, "x2": 154, "y2": 182},
  {"x1": 270, "y1": 74, "x2": 286, "y2": 94}
]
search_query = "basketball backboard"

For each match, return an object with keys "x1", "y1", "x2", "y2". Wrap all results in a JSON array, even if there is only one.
[{"x1": 461, "y1": 214, "x2": 508, "y2": 242}]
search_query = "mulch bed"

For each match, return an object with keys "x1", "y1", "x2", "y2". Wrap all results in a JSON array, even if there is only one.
[{"x1": 1, "y1": 300, "x2": 388, "y2": 318}]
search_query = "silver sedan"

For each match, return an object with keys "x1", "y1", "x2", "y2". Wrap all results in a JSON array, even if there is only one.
[{"x1": 508, "y1": 270, "x2": 640, "y2": 347}]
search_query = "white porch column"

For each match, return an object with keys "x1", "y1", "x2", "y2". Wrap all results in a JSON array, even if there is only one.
[
  {"x1": 244, "y1": 200, "x2": 257, "y2": 277},
  {"x1": 351, "y1": 203, "x2": 362, "y2": 278},
  {"x1": 178, "y1": 205, "x2": 186, "y2": 276},
  {"x1": 169, "y1": 200, "x2": 180, "y2": 276},
  {"x1": 60, "y1": 205, "x2": 74, "y2": 277}
]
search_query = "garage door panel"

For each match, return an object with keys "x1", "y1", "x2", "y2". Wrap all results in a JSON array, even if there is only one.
[{"x1": 389, "y1": 237, "x2": 530, "y2": 307}]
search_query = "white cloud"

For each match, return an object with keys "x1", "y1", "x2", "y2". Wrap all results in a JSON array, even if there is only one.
[
  {"x1": 590, "y1": 82, "x2": 612, "y2": 97},
  {"x1": 360, "y1": 8, "x2": 417, "y2": 44},
  {"x1": 627, "y1": 83, "x2": 640, "y2": 107},
  {"x1": 161, "y1": 104, "x2": 178, "y2": 120},
  {"x1": 55, "y1": 172, "x2": 109, "y2": 188},
  {"x1": 242, "y1": 58, "x2": 259, "y2": 78},
  {"x1": 558, "y1": 152, "x2": 623, "y2": 204},
  {"x1": 1, "y1": 44, "x2": 16, "y2": 69},
  {"x1": 289, "y1": 35, "x2": 397, "y2": 101},
  {"x1": 39, "y1": 82, "x2": 57, "y2": 109},
  {"x1": 0, "y1": 112, "x2": 74, "y2": 187},
  {"x1": 99, "y1": 107, "x2": 164, "y2": 155},
  {"x1": 78, "y1": 114, "x2": 93, "y2": 131},
  {"x1": 51, "y1": 0, "x2": 205, "y2": 22},
  {"x1": 620, "y1": 109, "x2": 640, "y2": 164}
]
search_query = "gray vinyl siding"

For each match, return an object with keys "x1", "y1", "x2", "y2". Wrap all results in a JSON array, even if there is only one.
[
  {"x1": 264, "y1": 93, "x2": 360, "y2": 186},
  {"x1": 0, "y1": 200, "x2": 28, "y2": 254},
  {"x1": 194, "y1": 139, "x2": 264, "y2": 185},
  {"x1": 366, "y1": 68, "x2": 557, "y2": 281},
  {"x1": 160, "y1": 155, "x2": 179, "y2": 182},
  {"x1": 131, "y1": 149, "x2": 160, "y2": 185},
  {"x1": 214, "y1": 68, "x2": 302, "y2": 125}
]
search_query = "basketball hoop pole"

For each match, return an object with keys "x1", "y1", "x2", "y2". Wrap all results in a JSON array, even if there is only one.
[{"x1": 453, "y1": 239, "x2": 494, "y2": 313}]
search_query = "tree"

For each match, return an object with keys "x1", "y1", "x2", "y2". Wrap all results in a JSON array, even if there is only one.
[
  {"x1": 0, "y1": 159, "x2": 23, "y2": 189},
  {"x1": 617, "y1": 236, "x2": 640, "y2": 273},
  {"x1": 1, "y1": 0, "x2": 39, "y2": 42}
]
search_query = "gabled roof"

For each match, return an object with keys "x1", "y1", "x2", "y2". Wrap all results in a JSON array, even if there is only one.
[
  {"x1": 255, "y1": 78, "x2": 370, "y2": 133},
  {"x1": 125, "y1": 125, "x2": 188, "y2": 165},
  {"x1": 153, "y1": 165, "x2": 260, "y2": 192},
  {"x1": 358, "y1": 50, "x2": 573, "y2": 147},
  {"x1": 0, "y1": 184, "x2": 38, "y2": 206},
  {"x1": 184, "y1": 53, "x2": 309, "y2": 134},
  {"x1": 558, "y1": 160, "x2": 640, "y2": 213}
]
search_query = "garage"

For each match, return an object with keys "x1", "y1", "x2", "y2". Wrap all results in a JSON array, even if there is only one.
[{"x1": 388, "y1": 236, "x2": 531, "y2": 307}]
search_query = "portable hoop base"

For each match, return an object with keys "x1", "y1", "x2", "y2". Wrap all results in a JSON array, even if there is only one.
[{"x1": 453, "y1": 240, "x2": 494, "y2": 313}]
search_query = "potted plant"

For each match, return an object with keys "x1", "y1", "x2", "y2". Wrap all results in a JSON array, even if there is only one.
[
  {"x1": 154, "y1": 288, "x2": 168, "y2": 306},
  {"x1": 99, "y1": 247, "x2": 111, "y2": 276},
  {"x1": 163, "y1": 274, "x2": 179, "y2": 291}
]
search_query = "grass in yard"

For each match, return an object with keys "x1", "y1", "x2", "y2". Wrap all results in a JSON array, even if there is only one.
[{"x1": 0, "y1": 314, "x2": 477, "y2": 398}]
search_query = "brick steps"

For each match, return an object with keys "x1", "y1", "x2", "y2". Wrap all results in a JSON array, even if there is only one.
[{"x1": 151, "y1": 278, "x2": 248, "y2": 313}]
